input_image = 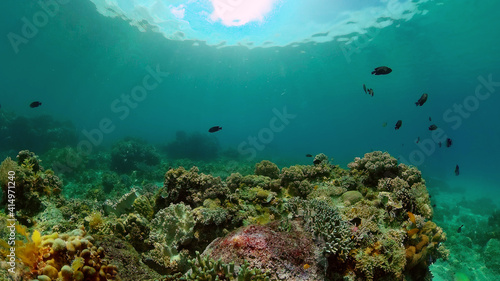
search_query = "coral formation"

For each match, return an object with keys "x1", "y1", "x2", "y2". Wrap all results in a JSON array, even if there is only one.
[
  {"x1": 169, "y1": 251, "x2": 271, "y2": 280},
  {"x1": 157, "y1": 166, "x2": 228, "y2": 208},
  {"x1": 0, "y1": 150, "x2": 63, "y2": 224},
  {"x1": 202, "y1": 222, "x2": 323, "y2": 280},
  {"x1": 144, "y1": 203, "x2": 196, "y2": 274},
  {"x1": 0, "y1": 149, "x2": 446, "y2": 281},
  {"x1": 285, "y1": 198, "x2": 354, "y2": 260},
  {"x1": 483, "y1": 239, "x2": 500, "y2": 273},
  {"x1": 0, "y1": 226, "x2": 118, "y2": 280},
  {"x1": 254, "y1": 160, "x2": 280, "y2": 179}
]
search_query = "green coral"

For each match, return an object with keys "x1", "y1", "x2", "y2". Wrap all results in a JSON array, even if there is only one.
[
  {"x1": 194, "y1": 199, "x2": 230, "y2": 226},
  {"x1": 0, "y1": 151, "x2": 63, "y2": 224},
  {"x1": 133, "y1": 194, "x2": 155, "y2": 220},
  {"x1": 158, "y1": 166, "x2": 229, "y2": 208},
  {"x1": 347, "y1": 151, "x2": 399, "y2": 186},
  {"x1": 170, "y1": 251, "x2": 270, "y2": 280},
  {"x1": 254, "y1": 160, "x2": 280, "y2": 179},
  {"x1": 146, "y1": 203, "x2": 196, "y2": 273},
  {"x1": 285, "y1": 198, "x2": 354, "y2": 260}
]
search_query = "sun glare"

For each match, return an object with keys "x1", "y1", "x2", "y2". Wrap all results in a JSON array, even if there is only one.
[{"x1": 209, "y1": 0, "x2": 279, "y2": 26}]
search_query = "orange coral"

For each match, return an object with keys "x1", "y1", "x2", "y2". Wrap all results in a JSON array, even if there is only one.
[
  {"x1": 407, "y1": 228, "x2": 419, "y2": 237},
  {"x1": 405, "y1": 246, "x2": 416, "y2": 260},
  {"x1": 416, "y1": 235, "x2": 429, "y2": 252},
  {"x1": 14, "y1": 225, "x2": 42, "y2": 269},
  {"x1": 407, "y1": 212, "x2": 416, "y2": 225}
]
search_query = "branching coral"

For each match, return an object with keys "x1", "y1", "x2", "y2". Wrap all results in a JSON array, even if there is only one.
[{"x1": 285, "y1": 198, "x2": 354, "y2": 260}]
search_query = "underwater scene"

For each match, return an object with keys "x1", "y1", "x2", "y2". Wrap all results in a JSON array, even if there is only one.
[{"x1": 1, "y1": 0, "x2": 500, "y2": 280}]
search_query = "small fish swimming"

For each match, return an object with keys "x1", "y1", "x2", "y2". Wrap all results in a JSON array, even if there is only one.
[
  {"x1": 306, "y1": 154, "x2": 313, "y2": 157},
  {"x1": 368, "y1": 88, "x2": 374, "y2": 96},
  {"x1": 395, "y1": 120, "x2": 402, "y2": 130},
  {"x1": 30, "y1": 101, "x2": 42, "y2": 108},
  {"x1": 457, "y1": 225, "x2": 464, "y2": 233},
  {"x1": 382, "y1": 122, "x2": 387, "y2": 127},
  {"x1": 208, "y1": 126, "x2": 222, "y2": 133},
  {"x1": 429, "y1": 116, "x2": 432, "y2": 121},
  {"x1": 446, "y1": 138, "x2": 452, "y2": 147},
  {"x1": 415, "y1": 93, "x2": 428, "y2": 106},
  {"x1": 371, "y1": 66, "x2": 392, "y2": 75},
  {"x1": 416, "y1": 137, "x2": 420, "y2": 143},
  {"x1": 455, "y1": 165, "x2": 460, "y2": 176},
  {"x1": 363, "y1": 84, "x2": 367, "y2": 94},
  {"x1": 428, "y1": 124, "x2": 438, "y2": 131}
]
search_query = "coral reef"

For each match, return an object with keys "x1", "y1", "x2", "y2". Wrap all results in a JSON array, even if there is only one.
[
  {"x1": 144, "y1": 203, "x2": 196, "y2": 274},
  {"x1": 0, "y1": 149, "x2": 447, "y2": 281},
  {"x1": 347, "y1": 151, "x2": 399, "y2": 186},
  {"x1": 168, "y1": 251, "x2": 271, "y2": 280},
  {"x1": 483, "y1": 239, "x2": 500, "y2": 274},
  {"x1": 285, "y1": 198, "x2": 354, "y2": 260},
  {"x1": 0, "y1": 227, "x2": 119, "y2": 280},
  {"x1": 202, "y1": 222, "x2": 323, "y2": 281},
  {"x1": 0, "y1": 150, "x2": 63, "y2": 224},
  {"x1": 157, "y1": 166, "x2": 228, "y2": 208},
  {"x1": 254, "y1": 160, "x2": 280, "y2": 179}
]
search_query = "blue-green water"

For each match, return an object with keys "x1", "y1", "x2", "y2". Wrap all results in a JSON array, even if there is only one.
[{"x1": 1, "y1": 0, "x2": 500, "y2": 280}]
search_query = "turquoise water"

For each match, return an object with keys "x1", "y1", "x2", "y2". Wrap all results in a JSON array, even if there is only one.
[{"x1": 1, "y1": 0, "x2": 500, "y2": 280}]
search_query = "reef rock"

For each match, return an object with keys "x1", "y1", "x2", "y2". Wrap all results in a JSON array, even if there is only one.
[{"x1": 202, "y1": 221, "x2": 326, "y2": 281}]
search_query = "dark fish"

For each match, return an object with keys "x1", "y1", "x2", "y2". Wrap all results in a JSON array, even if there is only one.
[
  {"x1": 438, "y1": 142, "x2": 442, "y2": 148},
  {"x1": 432, "y1": 204, "x2": 436, "y2": 208},
  {"x1": 306, "y1": 154, "x2": 313, "y2": 157},
  {"x1": 429, "y1": 117, "x2": 432, "y2": 121},
  {"x1": 371, "y1": 66, "x2": 392, "y2": 75},
  {"x1": 30, "y1": 101, "x2": 42, "y2": 108},
  {"x1": 415, "y1": 93, "x2": 428, "y2": 106},
  {"x1": 368, "y1": 88, "x2": 374, "y2": 96},
  {"x1": 208, "y1": 126, "x2": 222, "y2": 133},
  {"x1": 446, "y1": 138, "x2": 452, "y2": 147},
  {"x1": 416, "y1": 137, "x2": 420, "y2": 143},
  {"x1": 395, "y1": 120, "x2": 402, "y2": 130},
  {"x1": 455, "y1": 165, "x2": 460, "y2": 176},
  {"x1": 429, "y1": 124, "x2": 438, "y2": 131},
  {"x1": 363, "y1": 84, "x2": 367, "y2": 94},
  {"x1": 457, "y1": 225, "x2": 464, "y2": 233}
]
